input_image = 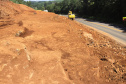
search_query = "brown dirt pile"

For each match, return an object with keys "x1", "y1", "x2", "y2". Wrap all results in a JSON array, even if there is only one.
[
  {"x1": 0, "y1": 1, "x2": 126, "y2": 84},
  {"x1": 0, "y1": 0, "x2": 35, "y2": 18}
]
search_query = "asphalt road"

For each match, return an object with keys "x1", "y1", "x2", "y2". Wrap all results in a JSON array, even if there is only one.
[{"x1": 62, "y1": 15, "x2": 126, "y2": 45}]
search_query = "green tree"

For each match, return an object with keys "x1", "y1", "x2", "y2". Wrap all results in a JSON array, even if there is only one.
[
  {"x1": 54, "y1": 3, "x2": 61, "y2": 13},
  {"x1": 26, "y1": 1, "x2": 31, "y2": 7},
  {"x1": 41, "y1": 7, "x2": 45, "y2": 11},
  {"x1": 47, "y1": 4, "x2": 55, "y2": 12}
]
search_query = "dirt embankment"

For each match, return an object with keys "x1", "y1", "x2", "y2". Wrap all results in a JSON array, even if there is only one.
[{"x1": 0, "y1": 0, "x2": 126, "y2": 84}]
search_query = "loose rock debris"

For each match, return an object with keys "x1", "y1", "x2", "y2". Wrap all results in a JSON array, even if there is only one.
[{"x1": 0, "y1": 0, "x2": 126, "y2": 84}]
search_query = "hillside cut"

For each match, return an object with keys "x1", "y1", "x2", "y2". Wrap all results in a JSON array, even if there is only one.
[{"x1": 0, "y1": 0, "x2": 126, "y2": 84}]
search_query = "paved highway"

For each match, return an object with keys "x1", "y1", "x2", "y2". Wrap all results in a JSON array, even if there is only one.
[{"x1": 63, "y1": 15, "x2": 126, "y2": 45}]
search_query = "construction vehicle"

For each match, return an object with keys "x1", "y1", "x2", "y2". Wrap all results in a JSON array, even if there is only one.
[{"x1": 68, "y1": 11, "x2": 75, "y2": 20}]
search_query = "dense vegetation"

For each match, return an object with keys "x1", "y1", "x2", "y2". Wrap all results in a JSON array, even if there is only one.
[
  {"x1": 46, "y1": 0, "x2": 126, "y2": 23},
  {"x1": 10, "y1": 0, "x2": 126, "y2": 23}
]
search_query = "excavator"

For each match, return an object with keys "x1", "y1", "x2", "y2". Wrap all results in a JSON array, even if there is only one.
[{"x1": 68, "y1": 11, "x2": 75, "y2": 20}]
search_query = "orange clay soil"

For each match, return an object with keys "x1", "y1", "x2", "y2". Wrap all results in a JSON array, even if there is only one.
[{"x1": 0, "y1": 0, "x2": 126, "y2": 84}]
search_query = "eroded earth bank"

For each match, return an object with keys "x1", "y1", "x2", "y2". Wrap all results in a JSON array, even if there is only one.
[{"x1": 0, "y1": 0, "x2": 126, "y2": 84}]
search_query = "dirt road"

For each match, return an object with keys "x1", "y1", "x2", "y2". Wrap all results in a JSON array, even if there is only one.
[{"x1": 0, "y1": 1, "x2": 126, "y2": 84}]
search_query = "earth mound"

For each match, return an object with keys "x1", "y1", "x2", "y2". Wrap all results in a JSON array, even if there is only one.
[{"x1": 0, "y1": 0, "x2": 126, "y2": 84}]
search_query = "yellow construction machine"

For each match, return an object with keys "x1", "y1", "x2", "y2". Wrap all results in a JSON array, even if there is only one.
[{"x1": 68, "y1": 11, "x2": 75, "y2": 20}]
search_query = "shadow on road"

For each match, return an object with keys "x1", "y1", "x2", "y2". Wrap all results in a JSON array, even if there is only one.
[
  {"x1": 110, "y1": 24, "x2": 126, "y2": 33},
  {"x1": 75, "y1": 16, "x2": 126, "y2": 33}
]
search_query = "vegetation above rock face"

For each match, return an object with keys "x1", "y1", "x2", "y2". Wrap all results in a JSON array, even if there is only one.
[{"x1": 10, "y1": 0, "x2": 126, "y2": 23}]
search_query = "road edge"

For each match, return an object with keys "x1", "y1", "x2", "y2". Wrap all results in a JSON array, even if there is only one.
[{"x1": 75, "y1": 21, "x2": 126, "y2": 46}]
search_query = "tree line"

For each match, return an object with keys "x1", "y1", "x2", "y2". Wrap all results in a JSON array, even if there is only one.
[
  {"x1": 10, "y1": 0, "x2": 126, "y2": 23},
  {"x1": 46, "y1": 0, "x2": 126, "y2": 23}
]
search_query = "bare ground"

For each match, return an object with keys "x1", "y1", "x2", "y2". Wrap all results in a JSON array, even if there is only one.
[{"x1": 0, "y1": 1, "x2": 126, "y2": 84}]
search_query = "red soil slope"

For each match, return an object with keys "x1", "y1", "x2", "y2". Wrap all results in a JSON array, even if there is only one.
[{"x1": 0, "y1": 0, "x2": 126, "y2": 84}]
